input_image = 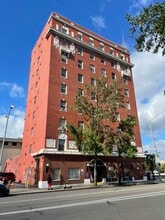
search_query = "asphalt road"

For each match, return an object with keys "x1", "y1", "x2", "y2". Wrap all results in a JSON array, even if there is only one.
[{"x1": 1, "y1": 183, "x2": 165, "y2": 220}]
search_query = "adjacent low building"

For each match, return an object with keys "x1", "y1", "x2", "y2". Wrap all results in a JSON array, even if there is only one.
[
  {"x1": 5, "y1": 12, "x2": 145, "y2": 188},
  {"x1": 0, "y1": 138, "x2": 22, "y2": 171}
]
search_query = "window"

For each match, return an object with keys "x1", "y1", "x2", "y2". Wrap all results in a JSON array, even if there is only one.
[
  {"x1": 90, "y1": 52, "x2": 95, "y2": 60},
  {"x1": 110, "y1": 47, "x2": 114, "y2": 55},
  {"x1": 61, "y1": 54, "x2": 68, "y2": 63},
  {"x1": 78, "y1": 74, "x2": 83, "y2": 83},
  {"x1": 90, "y1": 64, "x2": 95, "y2": 73},
  {"x1": 114, "y1": 100, "x2": 119, "y2": 108},
  {"x1": 36, "y1": 69, "x2": 39, "y2": 76},
  {"x1": 31, "y1": 127, "x2": 34, "y2": 136},
  {"x1": 61, "y1": 40, "x2": 67, "y2": 48},
  {"x1": 78, "y1": 88, "x2": 84, "y2": 96},
  {"x1": 77, "y1": 47, "x2": 83, "y2": 55},
  {"x1": 78, "y1": 60, "x2": 83, "y2": 69},
  {"x1": 126, "y1": 101, "x2": 131, "y2": 110},
  {"x1": 117, "y1": 63, "x2": 120, "y2": 71},
  {"x1": 124, "y1": 89, "x2": 129, "y2": 97},
  {"x1": 60, "y1": 83, "x2": 67, "y2": 94},
  {"x1": 56, "y1": 24, "x2": 59, "y2": 30},
  {"x1": 101, "y1": 57, "x2": 105, "y2": 64},
  {"x1": 77, "y1": 32, "x2": 83, "y2": 41},
  {"x1": 34, "y1": 96, "x2": 37, "y2": 104},
  {"x1": 89, "y1": 39, "x2": 94, "y2": 46},
  {"x1": 91, "y1": 92, "x2": 97, "y2": 101},
  {"x1": 91, "y1": 78, "x2": 96, "y2": 86},
  {"x1": 123, "y1": 76, "x2": 128, "y2": 85},
  {"x1": 59, "y1": 118, "x2": 66, "y2": 128},
  {"x1": 29, "y1": 144, "x2": 32, "y2": 154},
  {"x1": 68, "y1": 168, "x2": 80, "y2": 180},
  {"x1": 111, "y1": 62, "x2": 115, "y2": 68},
  {"x1": 53, "y1": 168, "x2": 61, "y2": 180},
  {"x1": 101, "y1": 69, "x2": 106, "y2": 77},
  {"x1": 35, "y1": 82, "x2": 38, "y2": 90},
  {"x1": 58, "y1": 139, "x2": 65, "y2": 151},
  {"x1": 37, "y1": 56, "x2": 40, "y2": 64},
  {"x1": 60, "y1": 100, "x2": 67, "y2": 111},
  {"x1": 112, "y1": 72, "x2": 116, "y2": 80},
  {"x1": 61, "y1": 26, "x2": 68, "y2": 34},
  {"x1": 61, "y1": 68, "x2": 67, "y2": 78},
  {"x1": 78, "y1": 121, "x2": 84, "y2": 129},
  {"x1": 12, "y1": 142, "x2": 17, "y2": 146},
  {"x1": 100, "y1": 44, "x2": 104, "y2": 51},
  {"x1": 115, "y1": 112, "x2": 120, "y2": 121},
  {"x1": 120, "y1": 54, "x2": 125, "y2": 60},
  {"x1": 32, "y1": 111, "x2": 35, "y2": 119}
]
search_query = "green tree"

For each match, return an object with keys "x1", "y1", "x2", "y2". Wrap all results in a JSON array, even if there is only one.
[
  {"x1": 160, "y1": 162, "x2": 165, "y2": 173},
  {"x1": 67, "y1": 124, "x2": 83, "y2": 151},
  {"x1": 114, "y1": 116, "x2": 137, "y2": 184},
  {"x1": 126, "y1": 2, "x2": 165, "y2": 56},
  {"x1": 145, "y1": 154, "x2": 156, "y2": 180},
  {"x1": 68, "y1": 76, "x2": 137, "y2": 186},
  {"x1": 102, "y1": 116, "x2": 137, "y2": 185}
]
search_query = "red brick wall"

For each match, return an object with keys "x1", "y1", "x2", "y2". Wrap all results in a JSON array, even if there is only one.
[{"x1": 5, "y1": 13, "x2": 143, "y2": 185}]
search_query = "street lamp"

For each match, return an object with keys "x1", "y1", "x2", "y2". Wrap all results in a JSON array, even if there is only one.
[
  {"x1": 0, "y1": 105, "x2": 14, "y2": 171},
  {"x1": 149, "y1": 110, "x2": 165, "y2": 161},
  {"x1": 149, "y1": 110, "x2": 165, "y2": 180}
]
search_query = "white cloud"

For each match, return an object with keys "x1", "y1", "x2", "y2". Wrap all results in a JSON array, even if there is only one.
[
  {"x1": 0, "y1": 81, "x2": 10, "y2": 89},
  {"x1": 143, "y1": 139, "x2": 165, "y2": 161},
  {"x1": 132, "y1": 51, "x2": 165, "y2": 130},
  {"x1": 129, "y1": 0, "x2": 154, "y2": 13},
  {"x1": 90, "y1": 16, "x2": 106, "y2": 30},
  {"x1": 100, "y1": 0, "x2": 111, "y2": 12},
  {"x1": 132, "y1": 51, "x2": 165, "y2": 160},
  {"x1": 0, "y1": 81, "x2": 25, "y2": 98},
  {"x1": 0, "y1": 108, "x2": 25, "y2": 138},
  {"x1": 10, "y1": 83, "x2": 25, "y2": 97}
]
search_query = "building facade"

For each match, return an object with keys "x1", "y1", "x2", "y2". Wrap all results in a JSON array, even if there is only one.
[
  {"x1": 0, "y1": 138, "x2": 22, "y2": 171},
  {"x1": 5, "y1": 13, "x2": 145, "y2": 188}
]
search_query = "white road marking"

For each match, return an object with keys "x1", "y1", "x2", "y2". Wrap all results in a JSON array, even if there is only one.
[
  {"x1": 1, "y1": 184, "x2": 165, "y2": 205},
  {"x1": 1, "y1": 191, "x2": 165, "y2": 216}
]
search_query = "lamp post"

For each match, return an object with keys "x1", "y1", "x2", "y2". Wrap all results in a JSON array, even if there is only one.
[
  {"x1": 0, "y1": 105, "x2": 14, "y2": 171},
  {"x1": 149, "y1": 110, "x2": 165, "y2": 180}
]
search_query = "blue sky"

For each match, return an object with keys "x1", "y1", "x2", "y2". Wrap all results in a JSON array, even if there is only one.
[{"x1": 0, "y1": 0, "x2": 165, "y2": 160}]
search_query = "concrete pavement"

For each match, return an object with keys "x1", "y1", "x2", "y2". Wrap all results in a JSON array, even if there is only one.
[
  {"x1": 8, "y1": 179, "x2": 164, "y2": 196},
  {"x1": 9, "y1": 182, "x2": 97, "y2": 195}
]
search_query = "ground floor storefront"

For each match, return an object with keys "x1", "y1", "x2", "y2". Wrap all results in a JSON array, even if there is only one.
[
  {"x1": 34, "y1": 154, "x2": 145, "y2": 188},
  {"x1": 5, "y1": 153, "x2": 145, "y2": 188}
]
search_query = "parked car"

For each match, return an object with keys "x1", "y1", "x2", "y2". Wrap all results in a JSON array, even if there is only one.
[
  {"x1": 0, "y1": 176, "x2": 3, "y2": 181},
  {"x1": 0, "y1": 184, "x2": 10, "y2": 197},
  {"x1": 0, "y1": 172, "x2": 16, "y2": 183}
]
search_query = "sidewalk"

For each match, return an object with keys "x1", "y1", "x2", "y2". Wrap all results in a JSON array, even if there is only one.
[
  {"x1": 9, "y1": 179, "x2": 164, "y2": 195},
  {"x1": 9, "y1": 182, "x2": 97, "y2": 195}
]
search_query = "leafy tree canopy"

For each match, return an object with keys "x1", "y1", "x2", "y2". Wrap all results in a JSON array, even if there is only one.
[
  {"x1": 68, "y1": 76, "x2": 137, "y2": 158},
  {"x1": 126, "y1": 2, "x2": 165, "y2": 56}
]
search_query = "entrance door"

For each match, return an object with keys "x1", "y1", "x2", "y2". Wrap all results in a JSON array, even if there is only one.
[{"x1": 89, "y1": 158, "x2": 106, "y2": 182}]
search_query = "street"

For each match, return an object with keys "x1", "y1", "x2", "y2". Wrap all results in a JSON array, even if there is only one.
[{"x1": 0, "y1": 183, "x2": 165, "y2": 219}]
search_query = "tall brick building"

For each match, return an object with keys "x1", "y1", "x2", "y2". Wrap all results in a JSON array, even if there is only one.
[{"x1": 6, "y1": 13, "x2": 145, "y2": 188}]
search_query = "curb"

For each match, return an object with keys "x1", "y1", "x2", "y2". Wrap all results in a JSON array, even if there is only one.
[{"x1": 9, "y1": 180, "x2": 165, "y2": 196}]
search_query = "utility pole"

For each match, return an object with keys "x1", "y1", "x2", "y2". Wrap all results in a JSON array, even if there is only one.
[{"x1": 0, "y1": 105, "x2": 14, "y2": 171}]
